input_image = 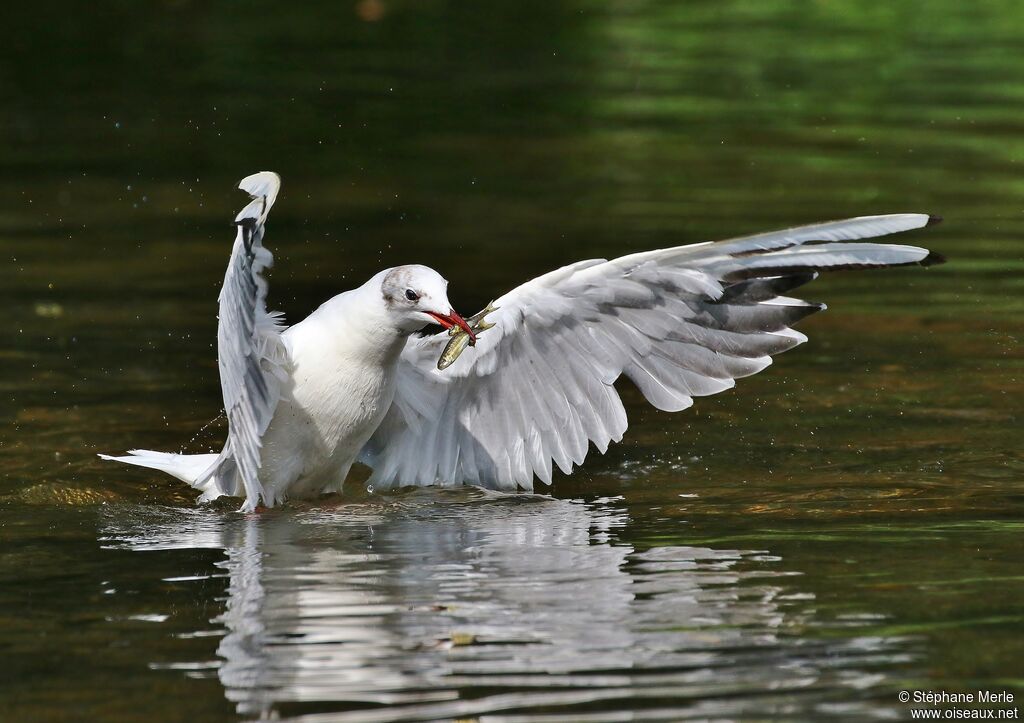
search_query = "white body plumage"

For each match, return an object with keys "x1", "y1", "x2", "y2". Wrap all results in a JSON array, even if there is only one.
[{"x1": 257, "y1": 285, "x2": 405, "y2": 502}]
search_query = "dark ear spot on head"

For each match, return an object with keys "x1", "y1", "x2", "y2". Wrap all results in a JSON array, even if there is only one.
[{"x1": 381, "y1": 267, "x2": 414, "y2": 305}]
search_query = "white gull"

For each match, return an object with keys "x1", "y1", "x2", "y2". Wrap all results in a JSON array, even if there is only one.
[{"x1": 101, "y1": 171, "x2": 942, "y2": 510}]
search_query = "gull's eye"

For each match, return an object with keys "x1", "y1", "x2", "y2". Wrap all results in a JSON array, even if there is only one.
[{"x1": 405, "y1": 289, "x2": 420, "y2": 302}]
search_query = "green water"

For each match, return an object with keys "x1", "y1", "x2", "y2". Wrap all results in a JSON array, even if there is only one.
[{"x1": 2, "y1": 1, "x2": 1023, "y2": 720}]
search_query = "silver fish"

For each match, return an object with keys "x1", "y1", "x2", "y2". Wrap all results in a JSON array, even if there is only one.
[
  {"x1": 437, "y1": 331, "x2": 474, "y2": 371},
  {"x1": 437, "y1": 301, "x2": 497, "y2": 371}
]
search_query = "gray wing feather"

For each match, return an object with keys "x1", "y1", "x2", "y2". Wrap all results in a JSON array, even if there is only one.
[
  {"x1": 198, "y1": 172, "x2": 286, "y2": 511},
  {"x1": 360, "y1": 213, "x2": 941, "y2": 491}
]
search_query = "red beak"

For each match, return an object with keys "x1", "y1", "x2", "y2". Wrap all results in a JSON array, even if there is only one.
[{"x1": 427, "y1": 310, "x2": 476, "y2": 343}]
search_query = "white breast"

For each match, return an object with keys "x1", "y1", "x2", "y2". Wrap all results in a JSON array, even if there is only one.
[{"x1": 256, "y1": 292, "x2": 407, "y2": 501}]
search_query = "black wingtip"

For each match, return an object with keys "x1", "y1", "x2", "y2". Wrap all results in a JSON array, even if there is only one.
[
  {"x1": 926, "y1": 214, "x2": 943, "y2": 227},
  {"x1": 921, "y1": 250, "x2": 947, "y2": 267}
]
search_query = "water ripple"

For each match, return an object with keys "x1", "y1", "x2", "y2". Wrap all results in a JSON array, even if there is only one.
[{"x1": 101, "y1": 494, "x2": 914, "y2": 720}]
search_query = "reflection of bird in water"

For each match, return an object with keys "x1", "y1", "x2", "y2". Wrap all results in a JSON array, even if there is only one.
[
  {"x1": 101, "y1": 172, "x2": 943, "y2": 510},
  {"x1": 102, "y1": 494, "x2": 913, "y2": 720}
]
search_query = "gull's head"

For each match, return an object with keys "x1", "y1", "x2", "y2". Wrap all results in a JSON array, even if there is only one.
[{"x1": 379, "y1": 265, "x2": 475, "y2": 340}]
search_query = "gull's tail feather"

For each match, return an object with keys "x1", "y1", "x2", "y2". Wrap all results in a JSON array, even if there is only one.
[{"x1": 98, "y1": 450, "x2": 232, "y2": 502}]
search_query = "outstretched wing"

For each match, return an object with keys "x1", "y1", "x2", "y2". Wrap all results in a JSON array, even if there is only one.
[
  {"x1": 198, "y1": 172, "x2": 288, "y2": 511},
  {"x1": 359, "y1": 214, "x2": 943, "y2": 491}
]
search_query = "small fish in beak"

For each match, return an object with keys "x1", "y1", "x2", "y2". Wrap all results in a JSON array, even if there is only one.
[
  {"x1": 426, "y1": 310, "x2": 476, "y2": 341},
  {"x1": 437, "y1": 302, "x2": 498, "y2": 371}
]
